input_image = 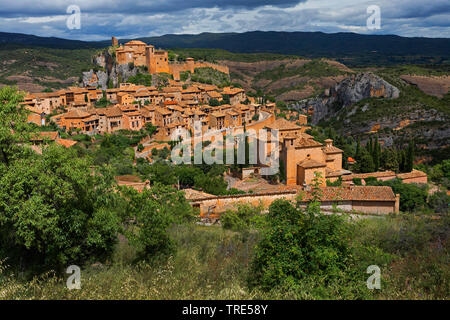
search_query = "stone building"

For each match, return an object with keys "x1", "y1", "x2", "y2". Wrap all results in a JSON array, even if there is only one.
[
  {"x1": 185, "y1": 185, "x2": 400, "y2": 219},
  {"x1": 282, "y1": 136, "x2": 345, "y2": 186},
  {"x1": 113, "y1": 38, "x2": 228, "y2": 78}
]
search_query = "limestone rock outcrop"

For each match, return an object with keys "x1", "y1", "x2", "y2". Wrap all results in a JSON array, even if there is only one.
[
  {"x1": 291, "y1": 72, "x2": 400, "y2": 124},
  {"x1": 82, "y1": 49, "x2": 137, "y2": 89}
]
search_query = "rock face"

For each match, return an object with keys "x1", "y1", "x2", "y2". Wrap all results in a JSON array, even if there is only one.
[
  {"x1": 291, "y1": 72, "x2": 400, "y2": 124},
  {"x1": 82, "y1": 50, "x2": 137, "y2": 89}
]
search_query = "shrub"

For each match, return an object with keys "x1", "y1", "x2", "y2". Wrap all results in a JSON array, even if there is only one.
[
  {"x1": 249, "y1": 200, "x2": 352, "y2": 291},
  {"x1": 221, "y1": 203, "x2": 264, "y2": 232},
  {"x1": 0, "y1": 145, "x2": 121, "y2": 270}
]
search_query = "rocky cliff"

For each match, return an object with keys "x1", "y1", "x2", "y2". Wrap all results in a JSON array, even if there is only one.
[
  {"x1": 82, "y1": 49, "x2": 137, "y2": 89},
  {"x1": 291, "y1": 72, "x2": 400, "y2": 124}
]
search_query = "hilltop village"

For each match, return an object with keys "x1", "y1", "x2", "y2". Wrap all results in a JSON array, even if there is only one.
[{"x1": 20, "y1": 38, "x2": 430, "y2": 220}]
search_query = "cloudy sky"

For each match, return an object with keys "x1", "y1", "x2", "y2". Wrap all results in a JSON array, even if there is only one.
[{"x1": 0, "y1": 0, "x2": 448, "y2": 40}]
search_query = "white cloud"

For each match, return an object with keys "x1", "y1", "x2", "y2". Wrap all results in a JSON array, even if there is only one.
[{"x1": 0, "y1": 0, "x2": 447, "y2": 40}]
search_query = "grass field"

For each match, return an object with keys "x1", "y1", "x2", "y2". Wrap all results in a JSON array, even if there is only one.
[{"x1": 1, "y1": 213, "x2": 448, "y2": 300}]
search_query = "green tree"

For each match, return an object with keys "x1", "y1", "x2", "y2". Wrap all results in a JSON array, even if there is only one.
[
  {"x1": 145, "y1": 122, "x2": 157, "y2": 137},
  {"x1": 0, "y1": 87, "x2": 31, "y2": 166},
  {"x1": 209, "y1": 98, "x2": 220, "y2": 107},
  {"x1": 221, "y1": 203, "x2": 265, "y2": 232},
  {"x1": 373, "y1": 136, "x2": 380, "y2": 171},
  {"x1": 355, "y1": 136, "x2": 361, "y2": 157},
  {"x1": 0, "y1": 145, "x2": 121, "y2": 270},
  {"x1": 382, "y1": 148, "x2": 399, "y2": 172},
  {"x1": 405, "y1": 141, "x2": 415, "y2": 172},
  {"x1": 119, "y1": 183, "x2": 193, "y2": 261},
  {"x1": 249, "y1": 199, "x2": 351, "y2": 290},
  {"x1": 355, "y1": 149, "x2": 375, "y2": 173},
  {"x1": 194, "y1": 172, "x2": 228, "y2": 195}
]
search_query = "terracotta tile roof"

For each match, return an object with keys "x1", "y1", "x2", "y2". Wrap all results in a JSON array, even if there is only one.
[
  {"x1": 156, "y1": 107, "x2": 172, "y2": 115},
  {"x1": 56, "y1": 138, "x2": 78, "y2": 148},
  {"x1": 183, "y1": 188, "x2": 215, "y2": 200},
  {"x1": 104, "y1": 107, "x2": 123, "y2": 118},
  {"x1": 222, "y1": 87, "x2": 244, "y2": 95},
  {"x1": 133, "y1": 90, "x2": 151, "y2": 97},
  {"x1": 182, "y1": 93, "x2": 195, "y2": 100},
  {"x1": 326, "y1": 169, "x2": 350, "y2": 178},
  {"x1": 323, "y1": 145, "x2": 343, "y2": 154},
  {"x1": 299, "y1": 186, "x2": 396, "y2": 202},
  {"x1": 211, "y1": 112, "x2": 226, "y2": 118},
  {"x1": 125, "y1": 40, "x2": 146, "y2": 45},
  {"x1": 124, "y1": 111, "x2": 142, "y2": 117},
  {"x1": 183, "y1": 86, "x2": 201, "y2": 93},
  {"x1": 294, "y1": 137, "x2": 323, "y2": 148},
  {"x1": 83, "y1": 115, "x2": 99, "y2": 122},
  {"x1": 119, "y1": 105, "x2": 138, "y2": 112},
  {"x1": 162, "y1": 87, "x2": 182, "y2": 93},
  {"x1": 265, "y1": 118, "x2": 301, "y2": 131},
  {"x1": 25, "y1": 106, "x2": 42, "y2": 114},
  {"x1": 207, "y1": 91, "x2": 222, "y2": 98},
  {"x1": 396, "y1": 170, "x2": 427, "y2": 180},
  {"x1": 63, "y1": 109, "x2": 90, "y2": 118},
  {"x1": 30, "y1": 131, "x2": 59, "y2": 141},
  {"x1": 198, "y1": 84, "x2": 218, "y2": 91},
  {"x1": 342, "y1": 171, "x2": 396, "y2": 181},
  {"x1": 297, "y1": 158, "x2": 326, "y2": 168}
]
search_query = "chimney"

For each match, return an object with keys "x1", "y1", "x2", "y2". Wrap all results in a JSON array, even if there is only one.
[
  {"x1": 284, "y1": 136, "x2": 295, "y2": 149},
  {"x1": 325, "y1": 139, "x2": 333, "y2": 148}
]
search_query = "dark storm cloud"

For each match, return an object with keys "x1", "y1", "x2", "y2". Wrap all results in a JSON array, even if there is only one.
[
  {"x1": 0, "y1": 0, "x2": 304, "y2": 17},
  {"x1": 0, "y1": 0, "x2": 448, "y2": 40}
]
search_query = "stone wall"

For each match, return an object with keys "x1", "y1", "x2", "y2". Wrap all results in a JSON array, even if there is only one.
[
  {"x1": 189, "y1": 189, "x2": 397, "y2": 218},
  {"x1": 169, "y1": 61, "x2": 230, "y2": 81}
]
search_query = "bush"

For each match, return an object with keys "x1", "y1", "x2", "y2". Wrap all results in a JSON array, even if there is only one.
[
  {"x1": 249, "y1": 200, "x2": 352, "y2": 291},
  {"x1": 371, "y1": 178, "x2": 428, "y2": 212},
  {"x1": 327, "y1": 177, "x2": 342, "y2": 186},
  {"x1": 119, "y1": 184, "x2": 193, "y2": 262},
  {"x1": 0, "y1": 145, "x2": 121, "y2": 271},
  {"x1": 127, "y1": 73, "x2": 152, "y2": 86},
  {"x1": 428, "y1": 191, "x2": 449, "y2": 214},
  {"x1": 221, "y1": 203, "x2": 265, "y2": 232}
]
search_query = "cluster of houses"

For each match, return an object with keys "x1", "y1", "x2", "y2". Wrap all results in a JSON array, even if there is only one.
[
  {"x1": 20, "y1": 66, "x2": 428, "y2": 217},
  {"x1": 22, "y1": 82, "x2": 263, "y2": 141}
]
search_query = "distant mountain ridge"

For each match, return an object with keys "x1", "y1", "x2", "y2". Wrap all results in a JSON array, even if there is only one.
[
  {"x1": 135, "y1": 31, "x2": 450, "y2": 57},
  {"x1": 0, "y1": 32, "x2": 105, "y2": 49},
  {"x1": 1, "y1": 31, "x2": 449, "y2": 65}
]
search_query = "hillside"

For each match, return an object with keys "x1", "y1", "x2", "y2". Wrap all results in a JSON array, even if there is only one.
[
  {"x1": 222, "y1": 58, "x2": 353, "y2": 101},
  {"x1": 1, "y1": 32, "x2": 448, "y2": 162},
  {"x1": 2, "y1": 31, "x2": 450, "y2": 66},
  {"x1": 309, "y1": 67, "x2": 450, "y2": 162},
  {"x1": 0, "y1": 44, "x2": 97, "y2": 91},
  {"x1": 0, "y1": 32, "x2": 105, "y2": 49},
  {"x1": 137, "y1": 31, "x2": 450, "y2": 66}
]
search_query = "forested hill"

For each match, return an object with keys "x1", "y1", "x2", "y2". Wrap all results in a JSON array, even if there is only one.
[
  {"x1": 0, "y1": 32, "x2": 104, "y2": 49},
  {"x1": 1, "y1": 31, "x2": 449, "y2": 65},
  {"x1": 136, "y1": 31, "x2": 450, "y2": 59}
]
